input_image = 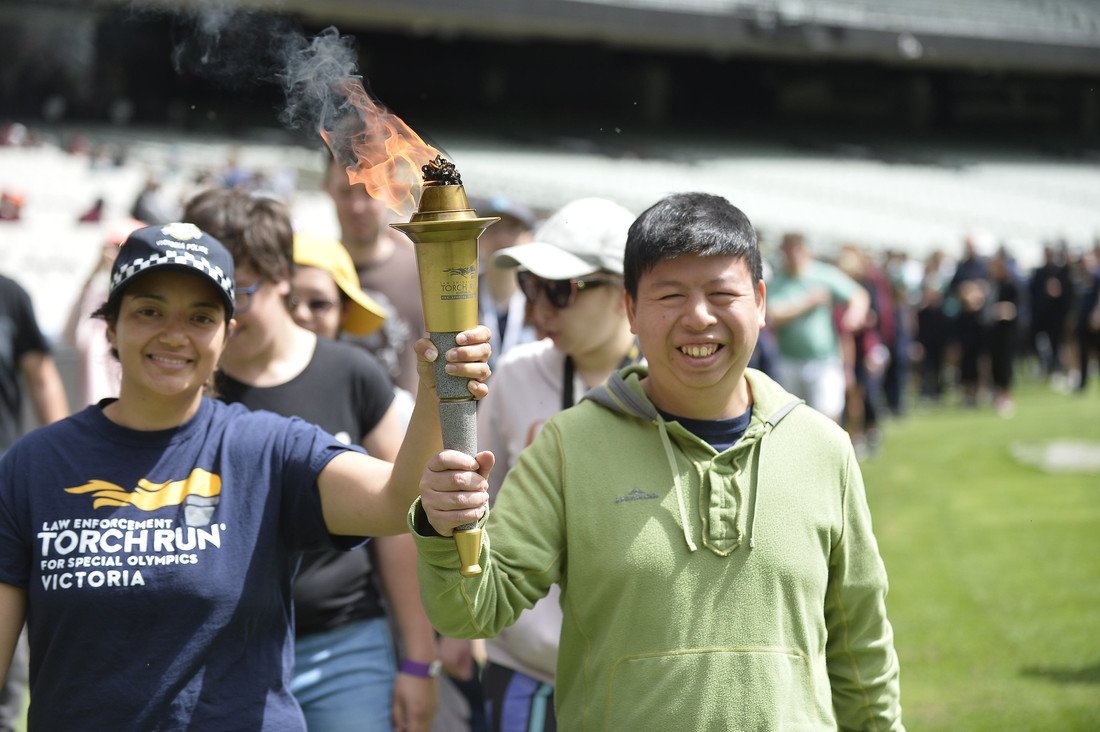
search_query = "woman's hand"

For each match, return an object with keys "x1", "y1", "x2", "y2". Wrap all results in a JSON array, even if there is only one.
[{"x1": 413, "y1": 325, "x2": 492, "y2": 400}]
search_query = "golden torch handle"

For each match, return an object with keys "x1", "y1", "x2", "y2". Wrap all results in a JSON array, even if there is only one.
[
  {"x1": 429, "y1": 332, "x2": 484, "y2": 578},
  {"x1": 392, "y1": 181, "x2": 497, "y2": 579}
]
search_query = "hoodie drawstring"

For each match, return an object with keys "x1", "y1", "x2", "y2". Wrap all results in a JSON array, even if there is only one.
[
  {"x1": 747, "y1": 434, "x2": 763, "y2": 549},
  {"x1": 658, "y1": 417, "x2": 698, "y2": 552}
]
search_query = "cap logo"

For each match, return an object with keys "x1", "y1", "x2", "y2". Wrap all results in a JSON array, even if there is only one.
[{"x1": 161, "y1": 223, "x2": 204, "y2": 241}]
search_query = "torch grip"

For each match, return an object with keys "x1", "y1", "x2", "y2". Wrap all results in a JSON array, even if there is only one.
[
  {"x1": 394, "y1": 185, "x2": 497, "y2": 580},
  {"x1": 430, "y1": 331, "x2": 483, "y2": 577},
  {"x1": 428, "y1": 331, "x2": 477, "y2": 405}
]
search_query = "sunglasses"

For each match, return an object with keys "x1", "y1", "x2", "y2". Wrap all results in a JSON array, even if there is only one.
[
  {"x1": 517, "y1": 271, "x2": 613, "y2": 310},
  {"x1": 289, "y1": 295, "x2": 341, "y2": 316}
]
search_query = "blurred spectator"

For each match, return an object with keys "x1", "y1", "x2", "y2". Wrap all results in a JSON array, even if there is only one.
[
  {"x1": 948, "y1": 233, "x2": 992, "y2": 407},
  {"x1": 0, "y1": 123, "x2": 28, "y2": 147},
  {"x1": 884, "y1": 271, "x2": 915, "y2": 417},
  {"x1": 0, "y1": 275, "x2": 68, "y2": 449},
  {"x1": 0, "y1": 192, "x2": 24, "y2": 222},
  {"x1": 63, "y1": 131, "x2": 90, "y2": 156},
  {"x1": 766, "y1": 232, "x2": 869, "y2": 422},
  {"x1": 323, "y1": 153, "x2": 425, "y2": 395},
  {"x1": 914, "y1": 275, "x2": 951, "y2": 402},
  {"x1": 954, "y1": 278, "x2": 988, "y2": 407},
  {"x1": 1074, "y1": 244, "x2": 1100, "y2": 393},
  {"x1": 924, "y1": 248, "x2": 954, "y2": 295},
  {"x1": 748, "y1": 323, "x2": 779, "y2": 376},
  {"x1": 947, "y1": 233, "x2": 990, "y2": 302},
  {"x1": 835, "y1": 245, "x2": 889, "y2": 458},
  {"x1": 470, "y1": 194, "x2": 539, "y2": 368},
  {"x1": 62, "y1": 219, "x2": 144, "y2": 405},
  {"x1": 988, "y1": 251, "x2": 1021, "y2": 417},
  {"x1": 1028, "y1": 243, "x2": 1075, "y2": 388},
  {"x1": 745, "y1": 248, "x2": 777, "y2": 413},
  {"x1": 77, "y1": 196, "x2": 105, "y2": 223},
  {"x1": 0, "y1": 271, "x2": 69, "y2": 730},
  {"x1": 130, "y1": 176, "x2": 178, "y2": 225},
  {"x1": 220, "y1": 145, "x2": 251, "y2": 188}
]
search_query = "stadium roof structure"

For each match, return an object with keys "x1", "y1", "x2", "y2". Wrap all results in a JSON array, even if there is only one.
[{"x1": 276, "y1": 0, "x2": 1100, "y2": 73}]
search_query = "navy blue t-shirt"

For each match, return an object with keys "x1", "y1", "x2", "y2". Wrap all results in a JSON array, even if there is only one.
[
  {"x1": 0, "y1": 397, "x2": 361, "y2": 730},
  {"x1": 656, "y1": 405, "x2": 754, "y2": 452}
]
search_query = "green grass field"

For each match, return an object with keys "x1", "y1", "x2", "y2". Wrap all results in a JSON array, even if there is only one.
[{"x1": 861, "y1": 379, "x2": 1100, "y2": 729}]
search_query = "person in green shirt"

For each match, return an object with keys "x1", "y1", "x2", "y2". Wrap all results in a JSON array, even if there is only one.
[
  {"x1": 411, "y1": 192, "x2": 904, "y2": 731},
  {"x1": 766, "y1": 232, "x2": 870, "y2": 422}
]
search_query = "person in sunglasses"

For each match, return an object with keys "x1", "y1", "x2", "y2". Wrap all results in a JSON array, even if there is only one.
[
  {"x1": 473, "y1": 197, "x2": 640, "y2": 731},
  {"x1": 289, "y1": 232, "x2": 418, "y2": 424},
  {"x1": 414, "y1": 192, "x2": 903, "y2": 730}
]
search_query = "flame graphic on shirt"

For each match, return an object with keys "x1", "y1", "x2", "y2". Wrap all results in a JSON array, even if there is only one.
[{"x1": 66, "y1": 469, "x2": 222, "y2": 511}]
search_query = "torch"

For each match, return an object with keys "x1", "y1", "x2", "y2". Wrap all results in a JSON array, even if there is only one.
[
  {"x1": 317, "y1": 71, "x2": 496, "y2": 576},
  {"x1": 391, "y1": 156, "x2": 498, "y2": 578}
]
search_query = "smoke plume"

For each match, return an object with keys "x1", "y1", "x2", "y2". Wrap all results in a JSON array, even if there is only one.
[
  {"x1": 278, "y1": 27, "x2": 366, "y2": 164},
  {"x1": 171, "y1": 6, "x2": 443, "y2": 213}
]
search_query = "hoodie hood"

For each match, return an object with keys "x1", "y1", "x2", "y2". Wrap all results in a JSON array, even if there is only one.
[{"x1": 583, "y1": 365, "x2": 804, "y2": 555}]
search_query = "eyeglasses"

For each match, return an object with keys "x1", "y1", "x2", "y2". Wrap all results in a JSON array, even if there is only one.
[
  {"x1": 517, "y1": 271, "x2": 613, "y2": 310},
  {"x1": 234, "y1": 282, "x2": 262, "y2": 314},
  {"x1": 289, "y1": 294, "x2": 340, "y2": 316}
]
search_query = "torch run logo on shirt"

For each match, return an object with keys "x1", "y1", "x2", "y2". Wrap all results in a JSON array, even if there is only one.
[{"x1": 35, "y1": 469, "x2": 227, "y2": 592}]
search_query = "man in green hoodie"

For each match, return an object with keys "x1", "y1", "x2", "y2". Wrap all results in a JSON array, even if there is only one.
[{"x1": 411, "y1": 192, "x2": 904, "y2": 731}]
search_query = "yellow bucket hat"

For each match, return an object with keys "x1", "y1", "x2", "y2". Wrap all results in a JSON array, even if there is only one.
[{"x1": 293, "y1": 232, "x2": 387, "y2": 336}]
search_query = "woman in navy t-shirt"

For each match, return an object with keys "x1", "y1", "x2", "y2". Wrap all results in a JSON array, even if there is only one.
[{"x1": 0, "y1": 223, "x2": 490, "y2": 731}]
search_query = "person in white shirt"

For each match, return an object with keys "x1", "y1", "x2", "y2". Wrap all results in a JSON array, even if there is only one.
[{"x1": 475, "y1": 198, "x2": 640, "y2": 732}]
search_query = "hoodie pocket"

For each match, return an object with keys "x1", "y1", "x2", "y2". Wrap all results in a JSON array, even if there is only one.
[{"x1": 602, "y1": 647, "x2": 831, "y2": 730}]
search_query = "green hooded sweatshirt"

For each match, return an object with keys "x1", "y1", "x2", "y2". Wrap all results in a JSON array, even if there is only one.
[{"x1": 411, "y1": 366, "x2": 903, "y2": 731}]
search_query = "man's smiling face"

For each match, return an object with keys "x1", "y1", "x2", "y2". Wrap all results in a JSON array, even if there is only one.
[{"x1": 626, "y1": 254, "x2": 765, "y2": 419}]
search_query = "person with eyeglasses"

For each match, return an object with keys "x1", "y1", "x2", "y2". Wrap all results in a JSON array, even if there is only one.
[
  {"x1": 290, "y1": 230, "x2": 489, "y2": 732},
  {"x1": 413, "y1": 192, "x2": 903, "y2": 730},
  {"x1": 182, "y1": 189, "x2": 446, "y2": 732},
  {"x1": 470, "y1": 197, "x2": 641, "y2": 732}
]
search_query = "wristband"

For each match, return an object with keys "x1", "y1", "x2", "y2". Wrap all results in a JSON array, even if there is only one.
[{"x1": 399, "y1": 658, "x2": 443, "y2": 678}]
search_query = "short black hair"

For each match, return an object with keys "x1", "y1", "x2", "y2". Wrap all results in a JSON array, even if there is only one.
[{"x1": 623, "y1": 192, "x2": 761, "y2": 298}]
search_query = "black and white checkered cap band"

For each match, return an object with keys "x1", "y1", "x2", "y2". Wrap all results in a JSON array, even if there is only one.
[{"x1": 111, "y1": 250, "x2": 235, "y2": 306}]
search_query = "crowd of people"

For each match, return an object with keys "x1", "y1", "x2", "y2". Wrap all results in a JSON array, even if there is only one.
[
  {"x1": 756, "y1": 229, "x2": 1100, "y2": 452},
  {"x1": 0, "y1": 122, "x2": 1098, "y2": 731}
]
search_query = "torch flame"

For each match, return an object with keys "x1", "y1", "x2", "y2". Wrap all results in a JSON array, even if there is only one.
[{"x1": 321, "y1": 77, "x2": 444, "y2": 217}]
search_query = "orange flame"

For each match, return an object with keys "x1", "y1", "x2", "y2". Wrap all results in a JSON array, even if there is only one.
[{"x1": 321, "y1": 78, "x2": 443, "y2": 217}]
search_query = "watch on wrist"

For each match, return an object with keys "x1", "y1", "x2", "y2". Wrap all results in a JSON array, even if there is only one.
[{"x1": 399, "y1": 658, "x2": 443, "y2": 679}]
